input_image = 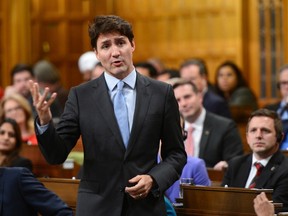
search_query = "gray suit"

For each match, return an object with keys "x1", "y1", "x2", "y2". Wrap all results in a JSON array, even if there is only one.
[{"x1": 36, "y1": 73, "x2": 186, "y2": 216}]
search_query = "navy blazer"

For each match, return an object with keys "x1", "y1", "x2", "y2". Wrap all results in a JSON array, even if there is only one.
[
  {"x1": 0, "y1": 167, "x2": 73, "y2": 216},
  {"x1": 36, "y1": 73, "x2": 186, "y2": 216},
  {"x1": 199, "y1": 111, "x2": 243, "y2": 167},
  {"x1": 203, "y1": 89, "x2": 231, "y2": 119},
  {"x1": 222, "y1": 151, "x2": 288, "y2": 211}
]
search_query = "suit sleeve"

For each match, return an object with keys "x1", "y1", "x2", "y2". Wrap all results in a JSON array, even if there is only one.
[
  {"x1": 36, "y1": 87, "x2": 80, "y2": 164},
  {"x1": 19, "y1": 168, "x2": 73, "y2": 216},
  {"x1": 222, "y1": 120, "x2": 244, "y2": 162},
  {"x1": 148, "y1": 85, "x2": 187, "y2": 192}
]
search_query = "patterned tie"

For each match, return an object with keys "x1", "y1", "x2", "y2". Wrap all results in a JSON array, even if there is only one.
[
  {"x1": 249, "y1": 162, "x2": 264, "y2": 189},
  {"x1": 185, "y1": 125, "x2": 194, "y2": 156},
  {"x1": 113, "y1": 81, "x2": 130, "y2": 148}
]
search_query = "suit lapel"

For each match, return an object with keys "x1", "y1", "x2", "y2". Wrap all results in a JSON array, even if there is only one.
[
  {"x1": 93, "y1": 75, "x2": 125, "y2": 149},
  {"x1": 125, "y1": 74, "x2": 151, "y2": 157},
  {"x1": 199, "y1": 112, "x2": 211, "y2": 158},
  {"x1": 257, "y1": 151, "x2": 284, "y2": 188},
  {"x1": 235, "y1": 156, "x2": 252, "y2": 187}
]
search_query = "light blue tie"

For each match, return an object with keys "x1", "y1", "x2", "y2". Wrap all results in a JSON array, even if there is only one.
[{"x1": 113, "y1": 81, "x2": 130, "y2": 148}]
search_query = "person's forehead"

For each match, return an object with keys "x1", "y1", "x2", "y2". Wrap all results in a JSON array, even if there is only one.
[
  {"x1": 249, "y1": 116, "x2": 274, "y2": 127},
  {"x1": 279, "y1": 69, "x2": 288, "y2": 80},
  {"x1": 13, "y1": 71, "x2": 32, "y2": 79},
  {"x1": 175, "y1": 84, "x2": 195, "y2": 95},
  {"x1": 97, "y1": 33, "x2": 127, "y2": 43}
]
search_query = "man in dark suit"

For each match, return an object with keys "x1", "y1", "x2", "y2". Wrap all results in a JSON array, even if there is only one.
[
  {"x1": 29, "y1": 15, "x2": 186, "y2": 216},
  {"x1": 179, "y1": 58, "x2": 232, "y2": 119},
  {"x1": 222, "y1": 109, "x2": 288, "y2": 212},
  {"x1": 173, "y1": 79, "x2": 243, "y2": 170},
  {"x1": 265, "y1": 64, "x2": 288, "y2": 150},
  {"x1": 0, "y1": 167, "x2": 73, "y2": 216}
]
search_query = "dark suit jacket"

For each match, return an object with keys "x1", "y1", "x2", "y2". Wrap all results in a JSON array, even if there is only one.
[
  {"x1": 199, "y1": 112, "x2": 243, "y2": 167},
  {"x1": 36, "y1": 73, "x2": 187, "y2": 216},
  {"x1": 203, "y1": 89, "x2": 231, "y2": 119},
  {"x1": 222, "y1": 151, "x2": 288, "y2": 211},
  {"x1": 265, "y1": 101, "x2": 281, "y2": 112},
  {"x1": 11, "y1": 156, "x2": 33, "y2": 171},
  {"x1": 0, "y1": 167, "x2": 73, "y2": 216}
]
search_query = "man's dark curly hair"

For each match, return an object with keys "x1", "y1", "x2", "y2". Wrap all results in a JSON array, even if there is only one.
[{"x1": 88, "y1": 15, "x2": 134, "y2": 49}]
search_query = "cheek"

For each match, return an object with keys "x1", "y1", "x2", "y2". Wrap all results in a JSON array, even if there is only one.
[{"x1": 7, "y1": 140, "x2": 16, "y2": 150}]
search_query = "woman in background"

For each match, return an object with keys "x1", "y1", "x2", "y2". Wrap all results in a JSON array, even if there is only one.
[
  {"x1": 0, "y1": 118, "x2": 32, "y2": 170},
  {"x1": 214, "y1": 61, "x2": 258, "y2": 111},
  {"x1": 0, "y1": 93, "x2": 37, "y2": 145}
]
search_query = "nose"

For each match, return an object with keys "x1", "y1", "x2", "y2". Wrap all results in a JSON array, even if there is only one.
[
  {"x1": 111, "y1": 45, "x2": 120, "y2": 57},
  {"x1": 255, "y1": 129, "x2": 263, "y2": 139}
]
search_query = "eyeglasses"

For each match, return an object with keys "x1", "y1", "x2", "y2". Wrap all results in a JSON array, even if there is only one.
[
  {"x1": 4, "y1": 106, "x2": 22, "y2": 114},
  {"x1": 278, "y1": 81, "x2": 288, "y2": 87}
]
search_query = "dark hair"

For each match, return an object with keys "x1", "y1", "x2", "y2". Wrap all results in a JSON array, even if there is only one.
[
  {"x1": 0, "y1": 118, "x2": 23, "y2": 167},
  {"x1": 180, "y1": 58, "x2": 208, "y2": 77},
  {"x1": 88, "y1": 15, "x2": 134, "y2": 49},
  {"x1": 10, "y1": 64, "x2": 34, "y2": 83},
  {"x1": 33, "y1": 60, "x2": 60, "y2": 84},
  {"x1": 135, "y1": 62, "x2": 158, "y2": 78},
  {"x1": 158, "y1": 69, "x2": 180, "y2": 79},
  {"x1": 172, "y1": 78, "x2": 199, "y2": 94},
  {"x1": 246, "y1": 109, "x2": 283, "y2": 143},
  {"x1": 214, "y1": 61, "x2": 248, "y2": 97}
]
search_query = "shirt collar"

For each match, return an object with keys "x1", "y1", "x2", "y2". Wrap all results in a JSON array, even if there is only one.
[
  {"x1": 185, "y1": 108, "x2": 206, "y2": 130},
  {"x1": 252, "y1": 154, "x2": 272, "y2": 167},
  {"x1": 104, "y1": 69, "x2": 137, "y2": 91}
]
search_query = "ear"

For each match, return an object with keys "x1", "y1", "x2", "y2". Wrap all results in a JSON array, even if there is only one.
[
  {"x1": 94, "y1": 48, "x2": 100, "y2": 61},
  {"x1": 131, "y1": 40, "x2": 135, "y2": 52}
]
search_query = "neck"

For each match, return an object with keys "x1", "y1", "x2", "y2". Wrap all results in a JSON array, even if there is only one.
[
  {"x1": 186, "y1": 108, "x2": 202, "y2": 124},
  {"x1": 0, "y1": 153, "x2": 7, "y2": 165}
]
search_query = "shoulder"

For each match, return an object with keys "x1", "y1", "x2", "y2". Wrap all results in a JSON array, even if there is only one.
[
  {"x1": 228, "y1": 154, "x2": 250, "y2": 167},
  {"x1": 265, "y1": 102, "x2": 281, "y2": 111},
  {"x1": 205, "y1": 111, "x2": 235, "y2": 125},
  {"x1": 232, "y1": 87, "x2": 255, "y2": 97},
  {"x1": 11, "y1": 156, "x2": 33, "y2": 171}
]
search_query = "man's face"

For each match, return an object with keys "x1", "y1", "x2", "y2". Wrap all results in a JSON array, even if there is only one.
[
  {"x1": 180, "y1": 65, "x2": 206, "y2": 92},
  {"x1": 246, "y1": 116, "x2": 279, "y2": 159},
  {"x1": 13, "y1": 71, "x2": 33, "y2": 97},
  {"x1": 279, "y1": 69, "x2": 288, "y2": 101},
  {"x1": 95, "y1": 32, "x2": 135, "y2": 80},
  {"x1": 174, "y1": 84, "x2": 203, "y2": 122}
]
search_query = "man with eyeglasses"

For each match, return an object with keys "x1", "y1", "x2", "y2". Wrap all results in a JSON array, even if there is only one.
[{"x1": 265, "y1": 64, "x2": 288, "y2": 150}]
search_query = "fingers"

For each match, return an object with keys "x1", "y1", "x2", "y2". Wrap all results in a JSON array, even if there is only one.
[{"x1": 125, "y1": 175, "x2": 153, "y2": 199}]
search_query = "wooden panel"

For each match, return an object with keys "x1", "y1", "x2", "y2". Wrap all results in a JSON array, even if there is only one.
[
  {"x1": 116, "y1": 0, "x2": 243, "y2": 84},
  {"x1": 20, "y1": 144, "x2": 81, "y2": 178},
  {"x1": 39, "y1": 178, "x2": 79, "y2": 213},
  {"x1": 176, "y1": 186, "x2": 274, "y2": 216}
]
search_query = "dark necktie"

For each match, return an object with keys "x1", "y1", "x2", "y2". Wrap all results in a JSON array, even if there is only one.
[{"x1": 249, "y1": 162, "x2": 264, "y2": 189}]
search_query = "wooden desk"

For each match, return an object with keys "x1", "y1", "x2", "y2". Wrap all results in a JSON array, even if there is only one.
[
  {"x1": 39, "y1": 178, "x2": 79, "y2": 213},
  {"x1": 176, "y1": 185, "x2": 273, "y2": 216},
  {"x1": 20, "y1": 144, "x2": 80, "y2": 178}
]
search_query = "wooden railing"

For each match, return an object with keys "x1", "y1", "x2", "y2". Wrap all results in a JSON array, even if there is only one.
[
  {"x1": 39, "y1": 178, "x2": 79, "y2": 213},
  {"x1": 175, "y1": 185, "x2": 275, "y2": 216}
]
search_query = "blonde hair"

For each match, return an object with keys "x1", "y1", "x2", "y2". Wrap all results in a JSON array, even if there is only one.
[{"x1": 0, "y1": 93, "x2": 34, "y2": 133}]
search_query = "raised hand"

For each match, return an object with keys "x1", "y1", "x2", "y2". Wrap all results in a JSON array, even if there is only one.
[{"x1": 29, "y1": 80, "x2": 57, "y2": 125}]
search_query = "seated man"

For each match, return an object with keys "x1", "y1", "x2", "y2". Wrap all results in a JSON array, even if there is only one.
[
  {"x1": 0, "y1": 167, "x2": 73, "y2": 216},
  {"x1": 173, "y1": 79, "x2": 243, "y2": 170},
  {"x1": 222, "y1": 108, "x2": 288, "y2": 212},
  {"x1": 265, "y1": 64, "x2": 288, "y2": 150}
]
